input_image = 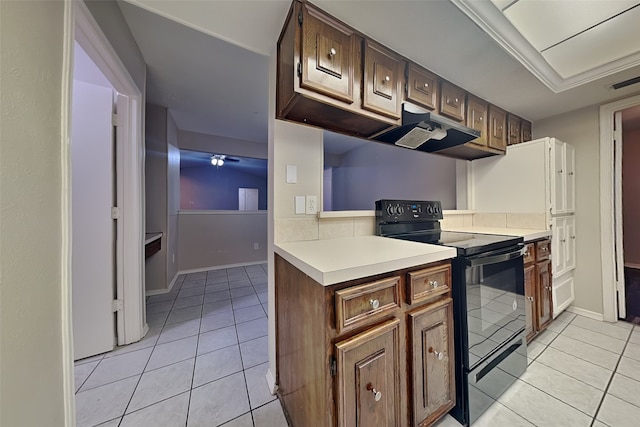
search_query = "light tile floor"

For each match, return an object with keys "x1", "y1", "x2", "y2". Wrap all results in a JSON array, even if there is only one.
[
  {"x1": 76, "y1": 266, "x2": 640, "y2": 427},
  {"x1": 74, "y1": 263, "x2": 287, "y2": 427},
  {"x1": 435, "y1": 310, "x2": 640, "y2": 427}
]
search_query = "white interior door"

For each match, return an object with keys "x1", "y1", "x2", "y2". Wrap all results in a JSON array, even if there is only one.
[
  {"x1": 71, "y1": 80, "x2": 116, "y2": 360},
  {"x1": 239, "y1": 188, "x2": 259, "y2": 210},
  {"x1": 614, "y1": 110, "x2": 626, "y2": 319}
]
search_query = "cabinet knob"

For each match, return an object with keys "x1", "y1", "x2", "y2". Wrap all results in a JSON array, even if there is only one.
[
  {"x1": 524, "y1": 251, "x2": 530, "y2": 257},
  {"x1": 424, "y1": 82, "x2": 429, "y2": 88},
  {"x1": 384, "y1": 75, "x2": 390, "y2": 82},
  {"x1": 455, "y1": 98, "x2": 459, "y2": 103},
  {"x1": 561, "y1": 239, "x2": 566, "y2": 243},
  {"x1": 526, "y1": 296, "x2": 534, "y2": 301},
  {"x1": 479, "y1": 116, "x2": 483, "y2": 121},
  {"x1": 329, "y1": 48, "x2": 336, "y2": 57},
  {"x1": 571, "y1": 235, "x2": 576, "y2": 240},
  {"x1": 369, "y1": 299, "x2": 380, "y2": 310},
  {"x1": 545, "y1": 286, "x2": 552, "y2": 291},
  {"x1": 428, "y1": 280, "x2": 439, "y2": 289},
  {"x1": 366, "y1": 383, "x2": 382, "y2": 402},
  {"x1": 428, "y1": 346, "x2": 444, "y2": 360},
  {"x1": 558, "y1": 169, "x2": 563, "y2": 174},
  {"x1": 568, "y1": 172, "x2": 574, "y2": 176}
]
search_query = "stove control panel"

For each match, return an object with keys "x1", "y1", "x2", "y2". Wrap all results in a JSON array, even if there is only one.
[{"x1": 375, "y1": 200, "x2": 443, "y2": 222}]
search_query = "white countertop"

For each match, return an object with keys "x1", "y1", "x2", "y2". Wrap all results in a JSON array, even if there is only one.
[
  {"x1": 275, "y1": 236, "x2": 457, "y2": 286},
  {"x1": 442, "y1": 226, "x2": 551, "y2": 241},
  {"x1": 145, "y1": 232, "x2": 162, "y2": 244}
]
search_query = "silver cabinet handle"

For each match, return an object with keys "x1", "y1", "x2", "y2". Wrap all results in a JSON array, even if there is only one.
[
  {"x1": 526, "y1": 296, "x2": 534, "y2": 301},
  {"x1": 366, "y1": 383, "x2": 382, "y2": 402},
  {"x1": 369, "y1": 299, "x2": 380, "y2": 310},
  {"x1": 428, "y1": 280, "x2": 439, "y2": 289},
  {"x1": 424, "y1": 82, "x2": 429, "y2": 88},
  {"x1": 329, "y1": 48, "x2": 336, "y2": 56},
  {"x1": 429, "y1": 346, "x2": 444, "y2": 360},
  {"x1": 384, "y1": 75, "x2": 390, "y2": 82}
]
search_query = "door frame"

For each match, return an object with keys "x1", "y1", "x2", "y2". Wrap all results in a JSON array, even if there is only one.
[{"x1": 600, "y1": 94, "x2": 640, "y2": 321}]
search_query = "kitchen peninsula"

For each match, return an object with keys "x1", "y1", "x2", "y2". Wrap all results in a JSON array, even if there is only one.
[{"x1": 274, "y1": 235, "x2": 457, "y2": 426}]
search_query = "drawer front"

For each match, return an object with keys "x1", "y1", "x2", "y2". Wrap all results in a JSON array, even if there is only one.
[
  {"x1": 536, "y1": 239, "x2": 551, "y2": 261},
  {"x1": 335, "y1": 276, "x2": 401, "y2": 334},
  {"x1": 407, "y1": 264, "x2": 451, "y2": 304},
  {"x1": 439, "y1": 81, "x2": 466, "y2": 122},
  {"x1": 406, "y1": 64, "x2": 439, "y2": 111},
  {"x1": 523, "y1": 243, "x2": 535, "y2": 265}
]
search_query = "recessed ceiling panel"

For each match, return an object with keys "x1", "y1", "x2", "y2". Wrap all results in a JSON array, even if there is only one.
[
  {"x1": 502, "y1": 0, "x2": 637, "y2": 51},
  {"x1": 541, "y1": 6, "x2": 640, "y2": 78}
]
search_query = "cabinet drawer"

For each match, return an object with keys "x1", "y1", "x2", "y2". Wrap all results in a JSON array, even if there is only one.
[
  {"x1": 536, "y1": 239, "x2": 551, "y2": 261},
  {"x1": 335, "y1": 276, "x2": 401, "y2": 334},
  {"x1": 407, "y1": 264, "x2": 451, "y2": 304},
  {"x1": 523, "y1": 243, "x2": 535, "y2": 265}
]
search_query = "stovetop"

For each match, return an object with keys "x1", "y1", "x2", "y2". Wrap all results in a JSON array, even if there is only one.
[{"x1": 375, "y1": 199, "x2": 523, "y2": 256}]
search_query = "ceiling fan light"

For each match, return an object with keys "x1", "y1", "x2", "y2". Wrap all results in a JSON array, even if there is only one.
[
  {"x1": 211, "y1": 157, "x2": 218, "y2": 166},
  {"x1": 218, "y1": 159, "x2": 224, "y2": 166}
]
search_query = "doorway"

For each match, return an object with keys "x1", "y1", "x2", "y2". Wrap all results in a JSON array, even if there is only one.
[{"x1": 621, "y1": 105, "x2": 640, "y2": 323}]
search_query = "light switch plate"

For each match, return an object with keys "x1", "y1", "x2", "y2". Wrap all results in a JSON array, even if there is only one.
[
  {"x1": 306, "y1": 195, "x2": 317, "y2": 215},
  {"x1": 286, "y1": 165, "x2": 297, "y2": 183},
  {"x1": 295, "y1": 196, "x2": 305, "y2": 214}
]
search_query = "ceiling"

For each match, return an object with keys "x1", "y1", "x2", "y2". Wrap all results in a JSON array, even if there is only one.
[{"x1": 118, "y1": 0, "x2": 640, "y2": 148}]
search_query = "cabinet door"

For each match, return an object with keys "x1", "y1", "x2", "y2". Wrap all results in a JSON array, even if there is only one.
[
  {"x1": 439, "y1": 81, "x2": 466, "y2": 122},
  {"x1": 536, "y1": 260, "x2": 553, "y2": 330},
  {"x1": 488, "y1": 105, "x2": 507, "y2": 151},
  {"x1": 466, "y1": 95, "x2": 488, "y2": 147},
  {"x1": 335, "y1": 318, "x2": 401, "y2": 427},
  {"x1": 565, "y1": 144, "x2": 576, "y2": 213},
  {"x1": 406, "y1": 64, "x2": 439, "y2": 111},
  {"x1": 362, "y1": 40, "x2": 404, "y2": 119},
  {"x1": 300, "y1": 4, "x2": 355, "y2": 103},
  {"x1": 408, "y1": 298, "x2": 455, "y2": 426},
  {"x1": 521, "y1": 120, "x2": 532, "y2": 142},
  {"x1": 551, "y1": 141, "x2": 567, "y2": 215},
  {"x1": 507, "y1": 114, "x2": 522, "y2": 146},
  {"x1": 552, "y1": 217, "x2": 566, "y2": 278},
  {"x1": 565, "y1": 216, "x2": 576, "y2": 272},
  {"x1": 524, "y1": 265, "x2": 536, "y2": 342}
]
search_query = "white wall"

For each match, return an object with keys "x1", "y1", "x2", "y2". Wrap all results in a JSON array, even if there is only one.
[
  {"x1": 167, "y1": 112, "x2": 180, "y2": 288},
  {"x1": 0, "y1": 0, "x2": 70, "y2": 424},
  {"x1": 534, "y1": 105, "x2": 602, "y2": 315},
  {"x1": 178, "y1": 212, "x2": 268, "y2": 271},
  {"x1": 330, "y1": 142, "x2": 457, "y2": 210}
]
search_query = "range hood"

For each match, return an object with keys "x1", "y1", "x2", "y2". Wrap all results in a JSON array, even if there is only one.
[{"x1": 372, "y1": 104, "x2": 480, "y2": 153}]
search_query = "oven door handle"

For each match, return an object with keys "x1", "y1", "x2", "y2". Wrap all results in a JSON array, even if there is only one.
[{"x1": 466, "y1": 245, "x2": 526, "y2": 267}]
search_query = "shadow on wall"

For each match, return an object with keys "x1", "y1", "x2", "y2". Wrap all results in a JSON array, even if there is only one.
[
  {"x1": 180, "y1": 150, "x2": 267, "y2": 210},
  {"x1": 324, "y1": 138, "x2": 458, "y2": 211}
]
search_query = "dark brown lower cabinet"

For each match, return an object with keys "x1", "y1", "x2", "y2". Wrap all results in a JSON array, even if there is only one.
[
  {"x1": 275, "y1": 254, "x2": 455, "y2": 427},
  {"x1": 335, "y1": 319, "x2": 401, "y2": 427},
  {"x1": 408, "y1": 298, "x2": 455, "y2": 426},
  {"x1": 524, "y1": 239, "x2": 554, "y2": 342}
]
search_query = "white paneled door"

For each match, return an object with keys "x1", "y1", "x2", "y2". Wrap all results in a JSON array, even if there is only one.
[{"x1": 71, "y1": 80, "x2": 116, "y2": 360}]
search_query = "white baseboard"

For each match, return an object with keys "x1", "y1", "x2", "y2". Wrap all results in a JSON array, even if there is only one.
[
  {"x1": 566, "y1": 306, "x2": 604, "y2": 321},
  {"x1": 266, "y1": 368, "x2": 277, "y2": 395},
  {"x1": 145, "y1": 272, "x2": 180, "y2": 296},
  {"x1": 178, "y1": 260, "x2": 268, "y2": 275}
]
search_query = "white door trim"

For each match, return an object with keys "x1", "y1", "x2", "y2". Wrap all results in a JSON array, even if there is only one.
[{"x1": 600, "y1": 94, "x2": 640, "y2": 321}]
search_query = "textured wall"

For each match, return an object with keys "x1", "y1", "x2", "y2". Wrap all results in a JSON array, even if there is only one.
[
  {"x1": 0, "y1": 1, "x2": 69, "y2": 424},
  {"x1": 180, "y1": 165, "x2": 268, "y2": 210},
  {"x1": 623, "y1": 128, "x2": 640, "y2": 266},
  {"x1": 330, "y1": 142, "x2": 457, "y2": 211}
]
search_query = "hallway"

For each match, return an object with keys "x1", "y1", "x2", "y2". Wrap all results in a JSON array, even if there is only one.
[{"x1": 73, "y1": 263, "x2": 285, "y2": 426}]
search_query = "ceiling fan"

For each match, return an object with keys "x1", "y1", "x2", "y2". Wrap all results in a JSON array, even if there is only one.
[{"x1": 210, "y1": 154, "x2": 239, "y2": 166}]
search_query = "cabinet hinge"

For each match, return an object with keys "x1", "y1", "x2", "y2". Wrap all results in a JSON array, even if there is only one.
[
  {"x1": 112, "y1": 113, "x2": 120, "y2": 127},
  {"x1": 329, "y1": 356, "x2": 337, "y2": 377},
  {"x1": 111, "y1": 206, "x2": 121, "y2": 220},
  {"x1": 298, "y1": 11, "x2": 303, "y2": 27},
  {"x1": 297, "y1": 62, "x2": 302, "y2": 77},
  {"x1": 112, "y1": 299, "x2": 123, "y2": 312}
]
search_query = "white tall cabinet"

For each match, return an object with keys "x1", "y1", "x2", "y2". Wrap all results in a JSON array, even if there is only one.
[{"x1": 472, "y1": 137, "x2": 576, "y2": 317}]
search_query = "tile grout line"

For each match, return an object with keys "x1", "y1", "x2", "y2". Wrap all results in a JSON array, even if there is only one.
[{"x1": 589, "y1": 324, "x2": 635, "y2": 426}]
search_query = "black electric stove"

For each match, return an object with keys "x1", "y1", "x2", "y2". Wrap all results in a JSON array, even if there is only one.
[{"x1": 375, "y1": 200, "x2": 527, "y2": 426}]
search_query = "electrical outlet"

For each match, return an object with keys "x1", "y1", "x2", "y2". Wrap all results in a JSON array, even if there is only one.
[
  {"x1": 254, "y1": 243, "x2": 259, "y2": 250},
  {"x1": 306, "y1": 195, "x2": 317, "y2": 215}
]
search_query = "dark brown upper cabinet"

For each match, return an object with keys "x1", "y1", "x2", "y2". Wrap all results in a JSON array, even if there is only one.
[
  {"x1": 507, "y1": 114, "x2": 523, "y2": 146},
  {"x1": 488, "y1": 105, "x2": 507, "y2": 151},
  {"x1": 466, "y1": 95, "x2": 488, "y2": 148},
  {"x1": 362, "y1": 40, "x2": 404, "y2": 119},
  {"x1": 406, "y1": 63, "x2": 439, "y2": 111},
  {"x1": 521, "y1": 119, "x2": 532, "y2": 142},
  {"x1": 439, "y1": 81, "x2": 466, "y2": 123}
]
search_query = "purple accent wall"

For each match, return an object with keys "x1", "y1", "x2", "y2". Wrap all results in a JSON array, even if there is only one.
[{"x1": 180, "y1": 165, "x2": 267, "y2": 210}]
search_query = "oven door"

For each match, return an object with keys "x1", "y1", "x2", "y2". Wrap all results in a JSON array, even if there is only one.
[
  {"x1": 467, "y1": 332, "x2": 527, "y2": 425},
  {"x1": 465, "y1": 245, "x2": 526, "y2": 369}
]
